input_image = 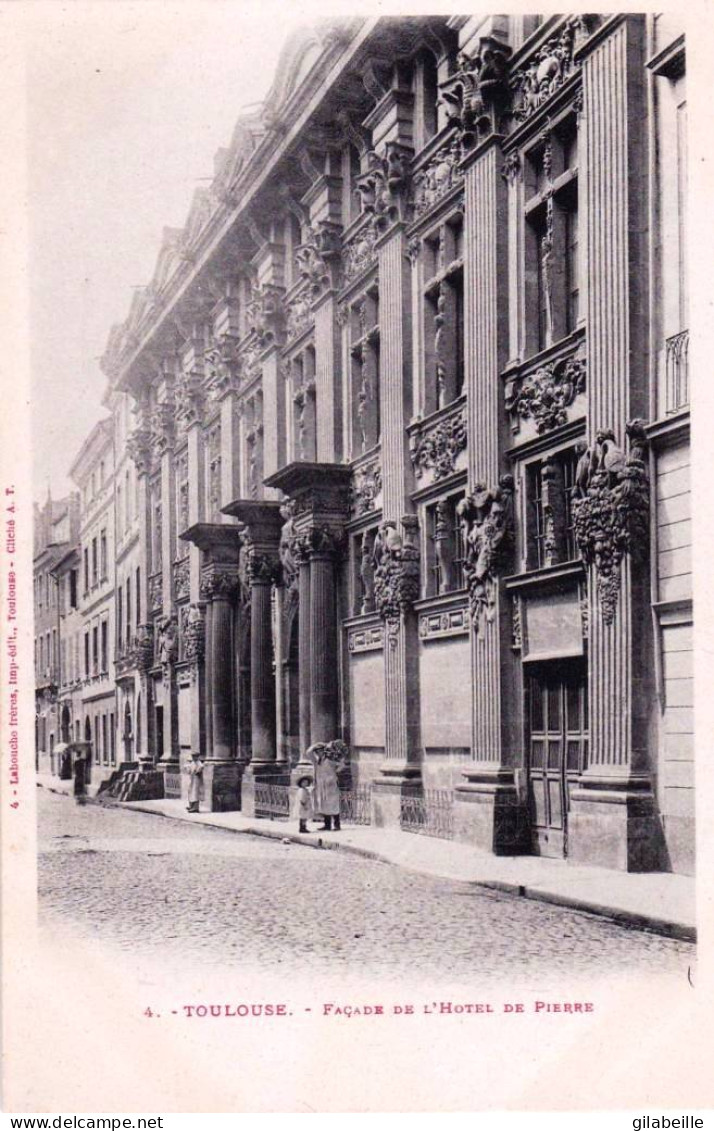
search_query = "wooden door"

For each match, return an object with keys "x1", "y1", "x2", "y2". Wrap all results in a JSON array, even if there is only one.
[{"x1": 527, "y1": 661, "x2": 588, "y2": 857}]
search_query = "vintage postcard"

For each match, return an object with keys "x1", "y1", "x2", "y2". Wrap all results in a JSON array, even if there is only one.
[{"x1": 1, "y1": 0, "x2": 713, "y2": 1116}]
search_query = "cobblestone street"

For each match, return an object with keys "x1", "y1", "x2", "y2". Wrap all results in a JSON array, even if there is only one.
[{"x1": 38, "y1": 789, "x2": 693, "y2": 988}]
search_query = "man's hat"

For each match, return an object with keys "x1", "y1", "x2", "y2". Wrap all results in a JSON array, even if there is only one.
[{"x1": 297, "y1": 775, "x2": 312, "y2": 787}]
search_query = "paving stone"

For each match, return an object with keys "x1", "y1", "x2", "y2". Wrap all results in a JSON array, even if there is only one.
[{"x1": 38, "y1": 791, "x2": 693, "y2": 987}]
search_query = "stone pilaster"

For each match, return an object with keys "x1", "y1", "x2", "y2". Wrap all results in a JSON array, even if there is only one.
[
  {"x1": 309, "y1": 548, "x2": 340, "y2": 743},
  {"x1": 371, "y1": 227, "x2": 422, "y2": 827},
  {"x1": 568, "y1": 16, "x2": 660, "y2": 871},
  {"x1": 260, "y1": 350, "x2": 284, "y2": 500},
  {"x1": 158, "y1": 410, "x2": 179, "y2": 769},
  {"x1": 297, "y1": 547, "x2": 312, "y2": 753},
  {"x1": 314, "y1": 295, "x2": 341, "y2": 462},
  {"x1": 454, "y1": 138, "x2": 526, "y2": 854}
]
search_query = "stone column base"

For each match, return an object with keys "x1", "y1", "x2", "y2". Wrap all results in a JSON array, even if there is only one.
[
  {"x1": 241, "y1": 762, "x2": 288, "y2": 818},
  {"x1": 371, "y1": 765, "x2": 422, "y2": 829},
  {"x1": 567, "y1": 778, "x2": 666, "y2": 872},
  {"x1": 454, "y1": 770, "x2": 529, "y2": 856},
  {"x1": 202, "y1": 760, "x2": 244, "y2": 813}
]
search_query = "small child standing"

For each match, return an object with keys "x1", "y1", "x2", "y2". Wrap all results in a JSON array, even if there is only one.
[{"x1": 296, "y1": 775, "x2": 313, "y2": 834}]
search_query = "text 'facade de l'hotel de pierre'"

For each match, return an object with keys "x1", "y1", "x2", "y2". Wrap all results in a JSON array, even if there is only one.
[{"x1": 34, "y1": 14, "x2": 692, "y2": 874}]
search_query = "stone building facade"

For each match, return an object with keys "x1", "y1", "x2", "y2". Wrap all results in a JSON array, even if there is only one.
[
  {"x1": 33, "y1": 492, "x2": 80, "y2": 774},
  {"x1": 96, "y1": 14, "x2": 690, "y2": 872},
  {"x1": 68, "y1": 419, "x2": 118, "y2": 787}
]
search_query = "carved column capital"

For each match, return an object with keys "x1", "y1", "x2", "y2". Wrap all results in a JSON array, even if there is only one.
[{"x1": 199, "y1": 567, "x2": 242, "y2": 602}]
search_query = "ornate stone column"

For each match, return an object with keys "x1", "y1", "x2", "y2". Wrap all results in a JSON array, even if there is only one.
[
  {"x1": 221, "y1": 500, "x2": 283, "y2": 815},
  {"x1": 568, "y1": 16, "x2": 660, "y2": 870},
  {"x1": 181, "y1": 523, "x2": 244, "y2": 810},
  {"x1": 264, "y1": 462, "x2": 350, "y2": 782}
]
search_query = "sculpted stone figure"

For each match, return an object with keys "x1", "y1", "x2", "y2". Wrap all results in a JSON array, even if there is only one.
[
  {"x1": 457, "y1": 476, "x2": 514, "y2": 628},
  {"x1": 572, "y1": 423, "x2": 650, "y2": 624},
  {"x1": 157, "y1": 615, "x2": 178, "y2": 666}
]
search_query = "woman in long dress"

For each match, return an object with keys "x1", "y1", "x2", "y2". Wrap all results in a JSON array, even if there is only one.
[
  {"x1": 304, "y1": 741, "x2": 347, "y2": 831},
  {"x1": 186, "y1": 752, "x2": 204, "y2": 814}
]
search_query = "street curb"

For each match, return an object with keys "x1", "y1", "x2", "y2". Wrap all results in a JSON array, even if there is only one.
[
  {"x1": 40, "y1": 784, "x2": 697, "y2": 944},
  {"x1": 476, "y1": 881, "x2": 697, "y2": 944}
]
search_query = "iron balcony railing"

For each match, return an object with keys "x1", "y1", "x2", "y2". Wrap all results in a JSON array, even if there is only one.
[
  {"x1": 400, "y1": 787, "x2": 454, "y2": 840},
  {"x1": 665, "y1": 329, "x2": 689, "y2": 414}
]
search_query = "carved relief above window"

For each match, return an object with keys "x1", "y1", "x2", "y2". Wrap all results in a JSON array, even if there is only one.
[
  {"x1": 342, "y1": 220, "x2": 378, "y2": 287},
  {"x1": 505, "y1": 345, "x2": 586, "y2": 436},
  {"x1": 413, "y1": 138, "x2": 464, "y2": 220},
  {"x1": 409, "y1": 402, "x2": 467, "y2": 484},
  {"x1": 510, "y1": 16, "x2": 600, "y2": 122}
]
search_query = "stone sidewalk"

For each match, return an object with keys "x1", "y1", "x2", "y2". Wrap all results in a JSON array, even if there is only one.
[{"x1": 36, "y1": 773, "x2": 696, "y2": 942}]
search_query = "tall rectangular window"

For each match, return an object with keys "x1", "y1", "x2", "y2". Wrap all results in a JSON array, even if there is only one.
[
  {"x1": 83, "y1": 548, "x2": 89, "y2": 594},
  {"x1": 103, "y1": 714, "x2": 109, "y2": 765},
  {"x1": 92, "y1": 625, "x2": 99, "y2": 675},
  {"x1": 135, "y1": 567, "x2": 141, "y2": 626},
  {"x1": 84, "y1": 632, "x2": 90, "y2": 677},
  {"x1": 69, "y1": 568, "x2": 78, "y2": 609},
  {"x1": 526, "y1": 447, "x2": 581, "y2": 570},
  {"x1": 92, "y1": 537, "x2": 98, "y2": 586},
  {"x1": 117, "y1": 586, "x2": 123, "y2": 650},
  {"x1": 525, "y1": 114, "x2": 580, "y2": 357},
  {"x1": 100, "y1": 530, "x2": 107, "y2": 579},
  {"x1": 101, "y1": 620, "x2": 108, "y2": 673},
  {"x1": 110, "y1": 712, "x2": 116, "y2": 764},
  {"x1": 126, "y1": 578, "x2": 131, "y2": 642},
  {"x1": 422, "y1": 217, "x2": 465, "y2": 413}
]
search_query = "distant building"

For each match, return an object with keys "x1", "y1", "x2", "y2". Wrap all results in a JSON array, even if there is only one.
[
  {"x1": 34, "y1": 13, "x2": 689, "y2": 874},
  {"x1": 34, "y1": 492, "x2": 80, "y2": 773},
  {"x1": 68, "y1": 419, "x2": 117, "y2": 786}
]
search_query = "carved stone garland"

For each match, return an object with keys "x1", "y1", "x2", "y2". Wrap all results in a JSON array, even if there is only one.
[
  {"x1": 372, "y1": 518, "x2": 420, "y2": 645},
  {"x1": 410, "y1": 407, "x2": 467, "y2": 481},
  {"x1": 506, "y1": 353, "x2": 587, "y2": 435},
  {"x1": 571, "y1": 421, "x2": 650, "y2": 625},
  {"x1": 413, "y1": 138, "x2": 464, "y2": 219},
  {"x1": 456, "y1": 477, "x2": 514, "y2": 630}
]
